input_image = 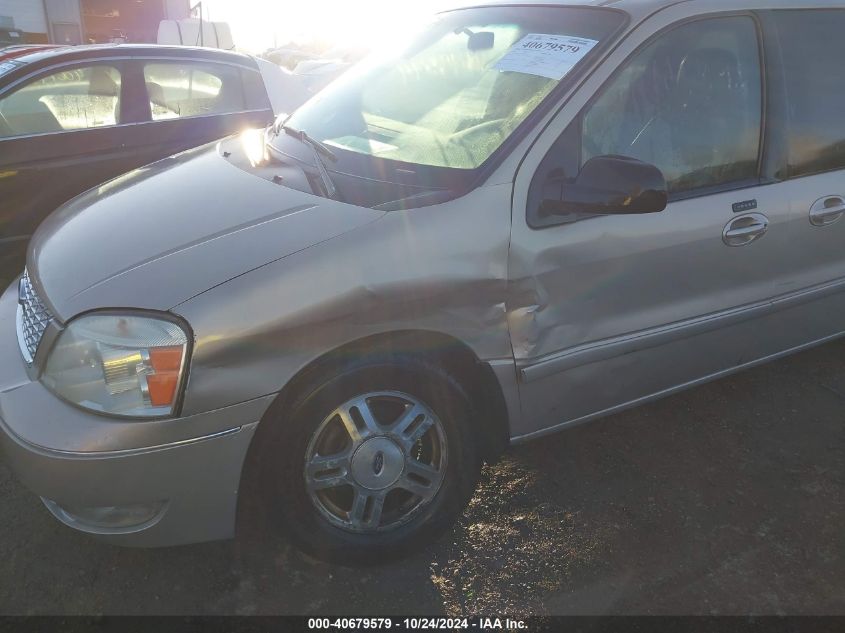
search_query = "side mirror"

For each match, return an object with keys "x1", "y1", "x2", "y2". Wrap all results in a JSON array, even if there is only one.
[{"x1": 541, "y1": 155, "x2": 668, "y2": 216}]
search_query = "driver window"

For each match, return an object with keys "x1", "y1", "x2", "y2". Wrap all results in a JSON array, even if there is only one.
[{"x1": 582, "y1": 17, "x2": 762, "y2": 195}]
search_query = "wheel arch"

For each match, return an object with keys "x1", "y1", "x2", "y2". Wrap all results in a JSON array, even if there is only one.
[{"x1": 250, "y1": 329, "x2": 511, "y2": 463}]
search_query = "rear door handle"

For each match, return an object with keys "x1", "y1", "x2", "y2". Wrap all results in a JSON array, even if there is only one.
[
  {"x1": 809, "y1": 196, "x2": 845, "y2": 226},
  {"x1": 723, "y1": 212, "x2": 769, "y2": 247}
]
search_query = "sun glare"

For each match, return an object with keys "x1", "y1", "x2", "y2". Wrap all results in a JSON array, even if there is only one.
[{"x1": 202, "y1": 0, "x2": 457, "y2": 53}]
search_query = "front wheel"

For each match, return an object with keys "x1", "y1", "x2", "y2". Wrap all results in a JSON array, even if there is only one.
[{"x1": 254, "y1": 356, "x2": 481, "y2": 564}]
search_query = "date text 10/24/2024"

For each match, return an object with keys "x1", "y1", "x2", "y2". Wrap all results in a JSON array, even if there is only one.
[{"x1": 307, "y1": 618, "x2": 529, "y2": 630}]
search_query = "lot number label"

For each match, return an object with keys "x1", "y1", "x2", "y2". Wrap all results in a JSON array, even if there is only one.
[{"x1": 494, "y1": 33, "x2": 599, "y2": 80}]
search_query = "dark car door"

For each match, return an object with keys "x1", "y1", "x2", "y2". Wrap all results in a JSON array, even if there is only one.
[
  {"x1": 118, "y1": 57, "x2": 274, "y2": 168},
  {"x1": 0, "y1": 60, "x2": 141, "y2": 283}
]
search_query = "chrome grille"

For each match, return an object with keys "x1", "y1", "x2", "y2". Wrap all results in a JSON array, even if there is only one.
[{"x1": 16, "y1": 270, "x2": 53, "y2": 364}]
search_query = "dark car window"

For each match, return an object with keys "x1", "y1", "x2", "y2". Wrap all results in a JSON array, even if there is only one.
[
  {"x1": 772, "y1": 10, "x2": 845, "y2": 179},
  {"x1": 143, "y1": 61, "x2": 246, "y2": 120},
  {"x1": 581, "y1": 16, "x2": 762, "y2": 195},
  {"x1": 0, "y1": 64, "x2": 122, "y2": 138}
]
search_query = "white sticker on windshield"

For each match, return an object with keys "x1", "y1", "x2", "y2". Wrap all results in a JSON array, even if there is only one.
[{"x1": 493, "y1": 34, "x2": 599, "y2": 80}]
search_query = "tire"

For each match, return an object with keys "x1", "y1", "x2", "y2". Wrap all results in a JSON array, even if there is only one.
[{"x1": 252, "y1": 354, "x2": 481, "y2": 565}]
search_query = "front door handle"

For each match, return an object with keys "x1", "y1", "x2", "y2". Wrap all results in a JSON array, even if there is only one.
[
  {"x1": 809, "y1": 196, "x2": 845, "y2": 227},
  {"x1": 723, "y1": 212, "x2": 769, "y2": 247}
]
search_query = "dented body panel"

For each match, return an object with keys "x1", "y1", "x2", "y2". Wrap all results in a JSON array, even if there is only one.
[{"x1": 174, "y1": 181, "x2": 515, "y2": 417}]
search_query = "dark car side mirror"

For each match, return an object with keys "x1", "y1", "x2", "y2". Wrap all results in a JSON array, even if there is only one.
[{"x1": 540, "y1": 155, "x2": 668, "y2": 217}]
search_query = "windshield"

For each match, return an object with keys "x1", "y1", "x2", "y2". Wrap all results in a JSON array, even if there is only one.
[{"x1": 281, "y1": 6, "x2": 624, "y2": 172}]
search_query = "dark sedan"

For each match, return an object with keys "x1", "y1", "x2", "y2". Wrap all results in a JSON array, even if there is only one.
[{"x1": 0, "y1": 44, "x2": 286, "y2": 281}]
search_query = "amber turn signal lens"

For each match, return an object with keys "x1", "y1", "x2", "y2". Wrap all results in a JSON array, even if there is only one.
[
  {"x1": 149, "y1": 346, "x2": 183, "y2": 372},
  {"x1": 147, "y1": 346, "x2": 184, "y2": 407},
  {"x1": 146, "y1": 373, "x2": 179, "y2": 407}
]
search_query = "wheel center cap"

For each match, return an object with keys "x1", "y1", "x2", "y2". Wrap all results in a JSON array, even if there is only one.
[
  {"x1": 350, "y1": 437, "x2": 404, "y2": 490},
  {"x1": 372, "y1": 451, "x2": 385, "y2": 475}
]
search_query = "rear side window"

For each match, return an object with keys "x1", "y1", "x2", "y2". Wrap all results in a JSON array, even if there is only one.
[
  {"x1": 143, "y1": 61, "x2": 246, "y2": 120},
  {"x1": 0, "y1": 65, "x2": 122, "y2": 137},
  {"x1": 772, "y1": 10, "x2": 845, "y2": 179}
]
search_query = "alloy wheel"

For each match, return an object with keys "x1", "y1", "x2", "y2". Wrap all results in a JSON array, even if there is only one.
[{"x1": 303, "y1": 391, "x2": 448, "y2": 533}]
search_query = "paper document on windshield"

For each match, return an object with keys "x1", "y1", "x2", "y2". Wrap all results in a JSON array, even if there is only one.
[{"x1": 493, "y1": 34, "x2": 599, "y2": 80}]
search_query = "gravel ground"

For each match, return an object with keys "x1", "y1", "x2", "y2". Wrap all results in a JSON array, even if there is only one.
[{"x1": 0, "y1": 338, "x2": 843, "y2": 615}]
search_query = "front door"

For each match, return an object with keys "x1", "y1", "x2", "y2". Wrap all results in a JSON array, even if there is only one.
[{"x1": 508, "y1": 13, "x2": 799, "y2": 439}]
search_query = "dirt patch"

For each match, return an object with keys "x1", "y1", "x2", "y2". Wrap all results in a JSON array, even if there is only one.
[{"x1": 431, "y1": 459, "x2": 612, "y2": 615}]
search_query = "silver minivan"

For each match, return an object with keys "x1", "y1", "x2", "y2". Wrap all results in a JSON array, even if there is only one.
[{"x1": 2, "y1": 0, "x2": 844, "y2": 563}]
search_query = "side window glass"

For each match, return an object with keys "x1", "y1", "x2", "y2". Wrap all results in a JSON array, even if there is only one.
[
  {"x1": 582, "y1": 17, "x2": 762, "y2": 195},
  {"x1": 143, "y1": 62, "x2": 246, "y2": 121},
  {"x1": 0, "y1": 65, "x2": 122, "y2": 138},
  {"x1": 772, "y1": 10, "x2": 845, "y2": 179}
]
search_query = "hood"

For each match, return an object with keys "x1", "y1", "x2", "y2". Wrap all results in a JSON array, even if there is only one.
[{"x1": 29, "y1": 139, "x2": 384, "y2": 321}]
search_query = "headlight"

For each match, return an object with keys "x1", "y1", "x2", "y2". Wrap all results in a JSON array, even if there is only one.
[{"x1": 41, "y1": 313, "x2": 189, "y2": 418}]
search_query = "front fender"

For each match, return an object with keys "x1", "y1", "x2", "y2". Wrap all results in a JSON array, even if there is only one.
[{"x1": 174, "y1": 183, "x2": 514, "y2": 417}]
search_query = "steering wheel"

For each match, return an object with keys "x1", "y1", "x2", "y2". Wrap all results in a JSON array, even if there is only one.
[{"x1": 0, "y1": 108, "x2": 14, "y2": 137}]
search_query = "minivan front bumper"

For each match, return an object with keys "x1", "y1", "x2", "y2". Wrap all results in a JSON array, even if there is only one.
[
  {"x1": 0, "y1": 416, "x2": 258, "y2": 546},
  {"x1": 0, "y1": 279, "x2": 270, "y2": 547}
]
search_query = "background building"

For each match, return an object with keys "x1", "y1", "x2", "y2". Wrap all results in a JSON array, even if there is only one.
[{"x1": 0, "y1": 0, "x2": 190, "y2": 45}]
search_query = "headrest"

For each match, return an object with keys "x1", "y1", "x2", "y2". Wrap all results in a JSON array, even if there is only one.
[
  {"x1": 88, "y1": 67, "x2": 119, "y2": 97},
  {"x1": 675, "y1": 47, "x2": 741, "y2": 96}
]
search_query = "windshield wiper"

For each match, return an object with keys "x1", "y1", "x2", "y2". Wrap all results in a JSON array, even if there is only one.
[{"x1": 279, "y1": 124, "x2": 339, "y2": 198}]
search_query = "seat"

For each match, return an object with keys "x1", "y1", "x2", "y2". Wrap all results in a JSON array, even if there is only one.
[
  {"x1": 88, "y1": 66, "x2": 120, "y2": 125},
  {"x1": 145, "y1": 81, "x2": 173, "y2": 118},
  {"x1": 667, "y1": 48, "x2": 748, "y2": 181},
  {"x1": 146, "y1": 81, "x2": 165, "y2": 107},
  {"x1": 88, "y1": 66, "x2": 119, "y2": 98},
  {"x1": 1, "y1": 100, "x2": 63, "y2": 135},
  {"x1": 669, "y1": 48, "x2": 744, "y2": 131}
]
